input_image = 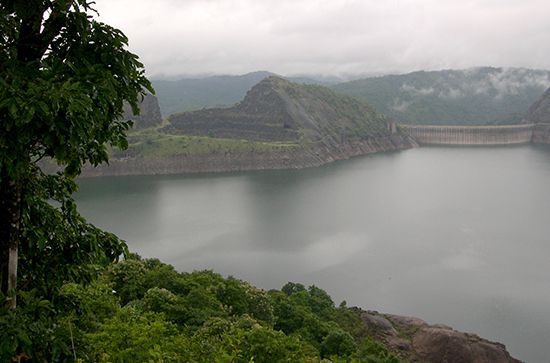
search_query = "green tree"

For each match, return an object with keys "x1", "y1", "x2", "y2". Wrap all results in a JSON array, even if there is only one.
[
  {"x1": 320, "y1": 329, "x2": 356, "y2": 359},
  {"x1": 86, "y1": 306, "x2": 189, "y2": 362},
  {"x1": 0, "y1": 0, "x2": 151, "y2": 306}
]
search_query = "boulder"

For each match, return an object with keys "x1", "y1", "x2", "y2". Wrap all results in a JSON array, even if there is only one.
[
  {"x1": 358, "y1": 310, "x2": 522, "y2": 363},
  {"x1": 413, "y1": 326, "x2": 522, "y2": 363}
]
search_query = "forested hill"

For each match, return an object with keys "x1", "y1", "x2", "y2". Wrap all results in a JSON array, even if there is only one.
[
  {"x1": 332, "y1": 67, "x2": 550, "y2": 125},
  {"x1": 165, "y1": 76, "x2": 388, "y2": 147},
  {"x1": 523, "y1": 87, "x2": 550, "y2": 124},
  {"x1": 152, "y1": 72, "x2": 323, "y2": 117},
  {"x1": 3, "y1": 254, "x2": 518, "y2": 362}
]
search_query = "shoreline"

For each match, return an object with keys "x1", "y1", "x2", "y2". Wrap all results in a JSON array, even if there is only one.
[
  {"x1": 81, "y1": 134, "x2": 419, "y2": 177},
  {"x1": 80, "y1": 123, "x2": 550, "y2": 178}
]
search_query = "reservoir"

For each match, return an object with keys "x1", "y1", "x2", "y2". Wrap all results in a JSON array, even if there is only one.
[{"x1": 76, "y1": 145, "x2": 550, "y2": 362}]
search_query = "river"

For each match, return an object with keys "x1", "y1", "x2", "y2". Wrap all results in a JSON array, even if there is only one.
[{"x1": 76, "y1": 145, "x2": 550, "y2": 362}]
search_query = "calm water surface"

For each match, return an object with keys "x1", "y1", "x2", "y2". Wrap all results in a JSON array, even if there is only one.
[{"x1": 76, "y1": 146, "x2": 550, "y2": 362}]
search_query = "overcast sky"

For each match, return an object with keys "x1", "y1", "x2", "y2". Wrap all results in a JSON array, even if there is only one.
[{"x1": 94, "y1": 0, "x2": 550, "y2": 79}]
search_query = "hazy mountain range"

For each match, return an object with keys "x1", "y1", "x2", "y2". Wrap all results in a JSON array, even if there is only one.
[
  {"x1": 152, "y1": 71, "x2": 324, "y2": 117},
  {"x1": 333, "y1": 67, "x2": 550, "y2": 125},
  {"x1": 152, "y1": 67, "x2": 550, "y2": 125}
]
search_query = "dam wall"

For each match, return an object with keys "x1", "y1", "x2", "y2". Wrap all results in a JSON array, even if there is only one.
[{"x1": 399, "y1": 124, "x2": 535, "y2": 145}]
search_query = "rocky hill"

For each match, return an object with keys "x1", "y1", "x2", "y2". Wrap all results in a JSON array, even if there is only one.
[
  {"x1": 165, "y1": 76, "x2": 388, "y2": 147},
  {"x1": 332, "y1": 67, "x2": 550, "y2": 125},
  {"x1": 523, "y1": 87, "x2": 550, "y2": 124},
  {"x1": 151, "y1": 71, "x2": 325, "y2": 117},
  {"x1": 152, "y1": 71, "x2": 274, "y2": 117},
  {"x1": 122, "y1": 93, "x2": 162, "y2": 129},
  {"x1": 85, "y1": 77, "x2": 416, "y2": 176}
]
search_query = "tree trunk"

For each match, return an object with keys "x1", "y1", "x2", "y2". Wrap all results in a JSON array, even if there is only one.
[{"x1": 0, "y1": 173, "x2": 22, "y2": 308}]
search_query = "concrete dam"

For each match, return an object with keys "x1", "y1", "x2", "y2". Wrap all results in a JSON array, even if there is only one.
[{"x1": 398, "y1": 123, "x2": 550, "y2": 146}]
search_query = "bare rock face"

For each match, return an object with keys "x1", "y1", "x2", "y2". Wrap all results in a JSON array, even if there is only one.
[
  {"x1": 412, "y1": 326, "x2": 522, "y2": 363},
  {"x1": 123, "y1": 93, "x2": 162, "y2": 129},
  {"x1": 359, "y1": 310, "x2": 522, "y2": 363},
  {"x1": 523, "y1": 87, "x2": 550, "y2": 124},
  {"x1": 165, "y1": 76, "x2": 388, "y2": 145},
  {"x1": 524, "y1": 87, "x2": 550, "y2": 143}
]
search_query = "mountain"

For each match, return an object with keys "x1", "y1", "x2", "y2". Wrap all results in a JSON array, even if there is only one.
[
  {"x1": 151, "y1": 71, "x2": 325, "y2": 117},
  {"x1": 165, "y1": 76, "x2": 388, "y2": 146},
  {"x1": 523, "y1": 87, "x2": 550, "y2": 124},
  {"x1": 122, "y1": 93, "x2": 162, "y2": 129},
  {"x1": 332, "y1": 67, "x2": 550, "y2": 125},
  {"x1": 87, "y1": 77, "x2": 416, "y2": 176}
]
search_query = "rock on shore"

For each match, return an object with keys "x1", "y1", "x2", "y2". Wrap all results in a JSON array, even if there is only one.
[{"x1": 358, "y1": 309, "x2": 522, "y2": 363}]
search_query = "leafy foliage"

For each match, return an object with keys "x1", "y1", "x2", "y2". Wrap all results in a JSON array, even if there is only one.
[
  {"x1": 356, "y1": 337, "x2": 401, "y2": 363},
  {"x1": 0, "y1": 1, "x2": 151, "y2": 359},
  {"x1": 0, "y1": 290, "x2": 72, "y2": 362},
  {"x1": 0, "y1": 3, "x2": 402, "y2": 362},
  {"x1": 0, "y1": 0, "x2": 150, "y2": 303},
  {"x1": 1, "y1": 255, "x2": 404, "y2": 362}
]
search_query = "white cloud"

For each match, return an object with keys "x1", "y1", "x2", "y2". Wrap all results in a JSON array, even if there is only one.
[
  {"x1": 93, "y1": 0, "x2": 550, "y2": 77},
  {"x1": 401, "y1": 84, "x2": 435, "y2": 96},
  {"x1": 439, "y1": 88, "x2": 464, "y2": 99}
]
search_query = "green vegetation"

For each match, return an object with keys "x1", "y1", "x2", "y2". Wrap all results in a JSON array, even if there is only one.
[
  {"x1": 1, "y1": 254, "x2": 403, "y2": 362},
  {"x1": 166, "y1": 76, "x2": 389, "y2": 146},
  {"x1": 332, "y1": 67, "x2": 550, "y2": 125},
  {"x1": 292, "y1": 82, "x2": 388, "y2": 137},
  {"x1": 0, "y1": 0, "x2": 149, "y2": 308},
  {"x1": 111, "y1": 128, "x2": 301, "y2": 160},
  {"x1": 0, "y1": 10, "x2": 402, "y2": 360}
]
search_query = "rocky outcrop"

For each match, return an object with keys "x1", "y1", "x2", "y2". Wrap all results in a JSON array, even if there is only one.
[
  {"x1": 81, "y1": 135, "x2": 417, "y2": 176},
  {"x1": 523, "y1": 87, "x2": 550, "y2": 125},
  {"x1": 123, "y1": 93, "x2": 162, "y2": 129},
  {"x1": 358, "y1": 309, "x2": 522, "y2": 363},
  {"x1": 523, "y1": 87, "x2": 550, "y2": 144},
  {"x1": 165, "y1": 76, "x2": 388, "y2": 146},
  {"x1": 82, "y1": 77, "x2": 412, "y2": 176}
]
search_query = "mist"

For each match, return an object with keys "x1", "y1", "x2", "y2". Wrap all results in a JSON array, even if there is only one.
[{"x1": 94, "y1": 0, "x2": 550, "y2": 78}]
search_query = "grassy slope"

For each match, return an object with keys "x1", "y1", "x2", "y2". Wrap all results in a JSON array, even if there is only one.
[
  {"x1": 111, "y1": 128, "x2": 301, "y2": 160},
  {"x1": 287, "y1": 81, "x2": 388, "y2": 138}
]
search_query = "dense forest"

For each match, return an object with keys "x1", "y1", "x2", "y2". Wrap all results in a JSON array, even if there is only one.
[
  {"x1": 1, "y1": 251, "x2": 401, "y2": 362},
  {"x1": 332, "y1": 67, "x2": 550, "y2": 125}
]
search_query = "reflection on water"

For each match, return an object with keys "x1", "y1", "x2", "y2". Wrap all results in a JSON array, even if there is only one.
[{"x1": 76, "y1": 145, "x2": 550, "y2": 362}]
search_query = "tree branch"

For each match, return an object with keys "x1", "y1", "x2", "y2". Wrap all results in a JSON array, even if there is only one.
[{"x1": 36, "y1": 0, "x2": 74, "y2": 58}]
